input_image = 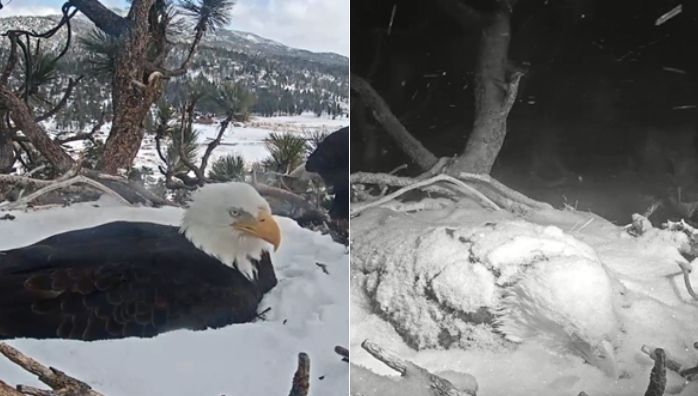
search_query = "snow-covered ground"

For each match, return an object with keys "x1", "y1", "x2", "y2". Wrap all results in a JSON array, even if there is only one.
[
  {"x1": 43, "y1": 114, "x2": 348, "y2": 170},
  {"x1": 351, "y1": 202, "x2": 698, "y2": 396},
  {"x1": 0, "y1": 197, "x2": 349, "y2": 395}
]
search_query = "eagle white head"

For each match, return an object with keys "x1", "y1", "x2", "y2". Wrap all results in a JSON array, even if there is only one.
[{"x1": 180, "y1": 182, "x2": 281, "y2": 280}]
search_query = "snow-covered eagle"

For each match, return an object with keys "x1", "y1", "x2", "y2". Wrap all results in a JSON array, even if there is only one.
[
  {"x1": 0, "y1": 182, "x2": 281, "y2": 340},
  {"x1": 353, "y1": 218, "x2": 621, "y2": 377}
]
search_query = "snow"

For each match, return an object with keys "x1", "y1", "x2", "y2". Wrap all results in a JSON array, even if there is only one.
[
  {"x1": 351, "y1": 205, "x2": 698, "y2": 396},
  {"x1": 0, "y1": 196, "x2": 349, "y2": 395},
  {"x1": 40, "y1": 114, "x2": 348, "y2": 171}
]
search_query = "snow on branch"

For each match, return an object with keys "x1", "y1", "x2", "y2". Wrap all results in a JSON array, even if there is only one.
[{"x1": 350, "y1": 340, "x2": 477, "y2": 396}]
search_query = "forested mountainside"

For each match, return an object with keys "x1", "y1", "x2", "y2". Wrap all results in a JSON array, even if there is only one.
[{"x1": 0, "y1": 15, "x2": 348, "y2": 130}]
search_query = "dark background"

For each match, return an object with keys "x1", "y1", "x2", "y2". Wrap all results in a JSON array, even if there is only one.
[{"x1": 351, "y1": 0, "x2": 698, "y2": 223}]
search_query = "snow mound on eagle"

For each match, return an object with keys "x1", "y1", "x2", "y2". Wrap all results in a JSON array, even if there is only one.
[
  {"x1": 351, "y1": 206, "x2": 698, "y2": 396},
  {"x1": 0, "y1": 196, "x2": 348, "y2": 396},
  {"x1": 353, "y1": 214, "x2": 618, "y2": 357}
]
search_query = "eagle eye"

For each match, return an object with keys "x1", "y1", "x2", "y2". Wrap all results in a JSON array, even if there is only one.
[{"x1": 228, "y1": 208, "x2": 241, "y2": 217}]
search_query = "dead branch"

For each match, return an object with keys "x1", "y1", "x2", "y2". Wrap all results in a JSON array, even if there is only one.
[
  {"x1": 457, "y1": 172, "x2": 553, "y2": 211},
  {"x1": 350, "y1": 74, "x2": 438, "y2": 171},
  {"x1": 0, "y1": 82, "x2": 74, "y2": 172},
  {"x1": 254, "y1": 183, "x2": 327, "y2": 225},
  {"x1": 352, "y1": 172, "x2": 458, "y2": 198},
  {"x1": 199, "y1": 116, "x2": 233, "y2": 175},
  {"x1": 55, "y1": 112, "x2": 104, "y2": 145},
  {"x1": 35, "y1": 77, "x2": 83, "y2": 123},
  {"x1": 288, "y1": 353, "x2": 310, "y2": 396},
  {"x1": 0, "y1": 342, "x2": 103, "y2": 396},
  {"x1": 641, "y1": 345, "x2": 698, "y2": 381},
  {"x1": 644, "y1": 348, "x2": 667, "y2": 396},
  {"x1": 351, "y1": 174, "x2": 500, "y2": 217},
  {"x1": 351, "y1": 340, "x2": 476, "y2": 396},
  {"x1": 335, "y1": 346, "x2": 349, "y2": 362},
  {"x1": 0, "y1": 174, "x2": 52, "y2": 187},
  {"x1": 1, "y1": 175, "x2": 131, "y2": 210},
  {"x1": 0, "y1": 380, "x2": 23, "y2": 396}
]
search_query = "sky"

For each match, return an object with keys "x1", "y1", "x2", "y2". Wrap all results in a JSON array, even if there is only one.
[{"x1": 0, "y1": 0, "x2": 349, "y2": 55}]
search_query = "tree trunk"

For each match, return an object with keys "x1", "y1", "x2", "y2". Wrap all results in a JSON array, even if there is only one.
[
  {"x1": 0, "y1": 123, "x2": 15, "y2": 173},
  {"x1": 450, "y1": 9, "x2": 514, "y2": 175},
  {"x1": 100, "y1": 0, "x2": 156, "y2": 175},
  {"x1": 0, "y1": 84, "x2": 74, "y2": 173}
]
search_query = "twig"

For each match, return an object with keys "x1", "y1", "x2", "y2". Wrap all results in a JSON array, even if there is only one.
[
  {"x1": 351, "y1": 172, "x2": 456, "y2": 197},
  {"x1": 679, "y1": 261, "x2": 698, "y2": 301},
  {"x1": 0, "y1": 343, "x2": 103, "y2": 396},
  {"x1": 388, "y1": 163, "x2": 408, "y2": 175},
  {"x1": 1, "y1": 175, "x2": 131, "y2": 210},
  {"x1": 288, "y1": 353, "x2": 310, "y2": 396},
  {"x1": 315, "y1": 262, "x2": 330, "y2": 275},
  {"x1": 351, "y1": 174, "x2": 500, "y2": 217}
]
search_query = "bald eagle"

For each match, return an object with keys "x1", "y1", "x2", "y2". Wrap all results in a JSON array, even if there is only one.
[
  {"x1": 306, "y1": 126, "x2": 349, "y2": 220},
  {"x1": 0, "y1": 182, "x2": 281, "y2": 340}
]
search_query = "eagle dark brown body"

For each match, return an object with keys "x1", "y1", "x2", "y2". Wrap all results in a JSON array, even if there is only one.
[{"x1": 0, "y1": 221, "x2": 277, "y2": 340}]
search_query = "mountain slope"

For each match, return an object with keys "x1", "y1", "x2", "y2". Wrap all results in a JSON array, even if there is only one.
[{"x1": 0, "y1": 14, "x2": 348, "y2": 122}]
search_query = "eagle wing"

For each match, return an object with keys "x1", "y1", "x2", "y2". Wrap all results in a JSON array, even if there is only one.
[{"x1": 0, "y1": 222, "x2": 275, "y2": 340}]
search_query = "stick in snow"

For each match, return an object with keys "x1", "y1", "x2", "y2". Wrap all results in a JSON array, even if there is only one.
[
  {"x1": 644, "y1": 348, "x2": 666, "y2": 396},
  {"x1": 0, "y1": 342, "x2": 104, "y2": 396},
  {"x1": 350, "y1": 340, "x2": 477, "y2": 396},
  {"x1": 288, "y1": 353, "x2": 310, "y2": 396}
]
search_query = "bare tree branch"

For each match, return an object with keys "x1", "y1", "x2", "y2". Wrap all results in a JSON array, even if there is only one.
[
  {"x1": 352, "y1": 173, "x2": 500, "y2": 217},
  {"x1": 351, "y1": 340, "x2": 477, "y2": 396},
  {"x1": 35, "y1": 77, "x2": 83, "y2": 123},
  {"x1": 0, "y1": 342, "x2": 104, "y2": 396},
  {"x1": 70, "y1": 0, "x2": 130, "y2": 37},
  {"x1": 351, "y1": 74, "x2": 438, "y2": 171},
  {"x1": 0, "y1": 82, "x2": 74, "y2": 172}
]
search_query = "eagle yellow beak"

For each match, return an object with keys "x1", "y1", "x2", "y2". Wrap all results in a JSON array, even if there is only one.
[{"x1": 233, "y1": 210, "x2": 281, "y2": 251}]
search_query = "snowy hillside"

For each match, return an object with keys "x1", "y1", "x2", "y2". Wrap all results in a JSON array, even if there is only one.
[
  {"x1": 351, "y1": 204, "x2": 698, "y2": 396},
  {"x1": 0, "y1": 14, "x2": 348, "y2": 119},
  {"x1": 0, "y1": 197, "x2": 349, "y2": 395}
]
